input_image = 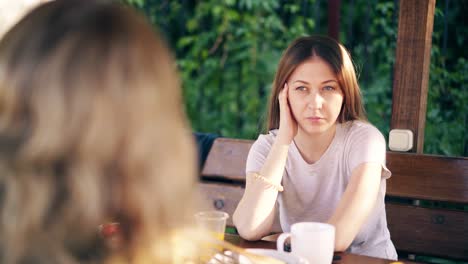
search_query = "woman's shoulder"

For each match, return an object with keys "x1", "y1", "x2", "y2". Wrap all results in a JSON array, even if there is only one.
[
  {"x1": 247, "y1": 129, "x2": 279, "y2": 158},
  {"x1": 343, "y1": 121, "x2": 385, "y2": 139},
  {"x1": 252, "y1": 129, "x2": 278, "y2": 147}
]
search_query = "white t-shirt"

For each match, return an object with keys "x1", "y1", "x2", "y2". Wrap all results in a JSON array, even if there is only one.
[{"x1": 246, "y1": 121, "x2": 398, "y2": 260}]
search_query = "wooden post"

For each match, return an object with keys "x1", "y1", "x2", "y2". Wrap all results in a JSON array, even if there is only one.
[
  {"x1": 328, "y1": 0, "x2": 341, "y2": 41},
  {"x1": 391, "y1": 0, "x2": 435, "y2": 153}
]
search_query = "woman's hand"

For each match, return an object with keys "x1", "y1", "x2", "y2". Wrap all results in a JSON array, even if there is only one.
[{"x1": 277, "y1": 83, "x2": 297, "y2": 144}]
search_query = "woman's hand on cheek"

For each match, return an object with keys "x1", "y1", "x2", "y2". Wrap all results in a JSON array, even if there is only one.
[{"x1": 277, "y1": 82, "x2": 298, "y2": 144}]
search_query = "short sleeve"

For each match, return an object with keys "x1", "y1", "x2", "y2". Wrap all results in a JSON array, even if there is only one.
[
  {"x1": 245, "y1": 132, "x2": 275, "y2": 174},
  {"x1": 347, "y1": 124, "x2": 391, "y2": 179}
]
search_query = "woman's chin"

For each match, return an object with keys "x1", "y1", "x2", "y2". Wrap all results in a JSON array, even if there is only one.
[{"x1": 299, "y1": 123, "x2": 335, "y2": 136}]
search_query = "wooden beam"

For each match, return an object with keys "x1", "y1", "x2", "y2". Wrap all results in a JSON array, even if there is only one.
[
  {"x1": 201, "y1": 138, "x2": 253, "y2": 181},
  {"x1": 328, "y1": 0, "x2": 341, "y2": 41},
  {"x1": 387, "y1": 204, "x2": 468, "y2": 260},
  {"x1": 386, "y1": 152, "x2": 468, "y2": 204},
  {"x1": 391, "y1": 0, "x2": 435, "y2": 153}
]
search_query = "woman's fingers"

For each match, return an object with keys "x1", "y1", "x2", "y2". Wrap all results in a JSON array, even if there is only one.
[
  {"x1": 278, "y1": 83, "x2": 288, "y2": 109},
  {"x1": 277, "y1": 82, "x2": 297, "y2": 143},
  {"x1": 283, "y1": 82, "x2": 289, "y2": 98}
]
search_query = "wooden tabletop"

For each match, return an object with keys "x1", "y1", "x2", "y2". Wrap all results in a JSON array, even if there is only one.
[{"x1": 225, "y1": 233, "x2": 421, "y2": 264}]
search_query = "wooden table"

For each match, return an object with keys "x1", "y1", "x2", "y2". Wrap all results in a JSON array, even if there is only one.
[{"x1": 225, "y1": 233, "x2": 421, "y2": 264}]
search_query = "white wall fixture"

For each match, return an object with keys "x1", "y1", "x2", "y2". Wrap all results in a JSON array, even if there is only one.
[{"x1": 389, "y1": 129, "x2": 414, "y2": 152}]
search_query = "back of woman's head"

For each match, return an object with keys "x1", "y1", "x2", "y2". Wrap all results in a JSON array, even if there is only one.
[{"x1": 0, "y1": 0, "x2": 196, "y2": 262}]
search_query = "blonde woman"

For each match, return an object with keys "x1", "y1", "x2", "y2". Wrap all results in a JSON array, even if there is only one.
[{"x1": 0, "y1": 1, "x2": 202, "y2": 263}]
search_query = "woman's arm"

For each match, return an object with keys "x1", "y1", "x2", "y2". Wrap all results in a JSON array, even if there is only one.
[
  {"x1": 234, "y1": 83, "x2": 296, "y2": 240},
  {"x1": 327, "y1": 162, "x2": 382, "y2": 251},
  {"x1": 233, "y1": 140, "x2": 289, "y2": 240}
]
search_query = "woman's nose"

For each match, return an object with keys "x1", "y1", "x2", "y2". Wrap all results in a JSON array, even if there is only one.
[{"x1": 307, "y1": 91, "x2": 324, "y2": 110}]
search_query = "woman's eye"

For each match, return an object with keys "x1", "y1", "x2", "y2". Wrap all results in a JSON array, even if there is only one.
[
  {"x1": 323, "y1": 86, "x2": 335, "y2": 91},
  {"x1": 296, "y1": 86, "x2": 307, "y2": 91}
]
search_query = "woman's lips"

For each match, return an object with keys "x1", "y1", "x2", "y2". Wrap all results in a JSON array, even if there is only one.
[{"x1": 306, "y1": 117, "x2": 323, "y2": 121}]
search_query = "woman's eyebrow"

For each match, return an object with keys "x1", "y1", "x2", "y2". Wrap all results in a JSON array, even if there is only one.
[
  {"x1": 292, "y1": 79, "x2": 338, "y2": 84},
  {"x1": 292, "y1": 80, "x2": 310, "y2": 84}
]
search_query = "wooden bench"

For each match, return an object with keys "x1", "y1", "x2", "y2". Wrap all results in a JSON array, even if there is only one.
[{"x1": 198, "y1": 137, "x2": 468, "y2": 262}]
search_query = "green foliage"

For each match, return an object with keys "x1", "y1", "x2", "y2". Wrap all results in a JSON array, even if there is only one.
[
  {"x1": 174, "y1": 0, "x2": 293, "y2": 138},
  {"x1": 340, "y1": 1, "x2": 398, "y2": 139},
  {"x1": 126, "y1": 0, "x2": 321, "y2": 139},
  {"x1": 424, "y1": 1, "x2": 467, "y2": 156},
  {"x1": 123, "y1": 0, "x2": 466, "y2": 156}
]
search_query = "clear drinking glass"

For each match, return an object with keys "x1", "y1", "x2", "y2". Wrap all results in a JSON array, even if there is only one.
[{"x1": 194, "y1": 210, "x2": 229, "y2": 241}]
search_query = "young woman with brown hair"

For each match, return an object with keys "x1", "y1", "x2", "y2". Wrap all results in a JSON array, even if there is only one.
[{"x1": 234, "y1": 36, "x2": 397, "y2": 260}]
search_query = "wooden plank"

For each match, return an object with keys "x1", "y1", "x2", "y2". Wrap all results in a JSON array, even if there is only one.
[
  {"x1": 391, "y1": 0, "x2": 435, "y2": 153},
  {"x1": 386, "y1": 203, "x2": 468, "y2": 260},
  {"x1": 226, "y1": 233, "x2": 425, "y2": 264},
  {"x1": 201, "y1": 138, "x2": 253, "y2": 181},
  {"x1": 386, "y1": 152, "x2": 468, "y2": 204},
  {"x1": 198, "y1": 182, "x2": 282, "y2": 232},
  {"x1": 198, "y1": 182, "x2": 245, "y2": 227}
]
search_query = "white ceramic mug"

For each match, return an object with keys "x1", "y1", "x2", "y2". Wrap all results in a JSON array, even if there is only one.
[{"x1": 277, "y1": 222, "x2": 335, "y2": 264}]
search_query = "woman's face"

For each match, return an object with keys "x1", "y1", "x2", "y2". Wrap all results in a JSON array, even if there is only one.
[{"x1": 287, "y1": 56, "x2": 344, "y2": 137}]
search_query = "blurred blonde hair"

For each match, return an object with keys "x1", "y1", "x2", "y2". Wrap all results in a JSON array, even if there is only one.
[{"x1": 0, "y1": 1, "x2": 198, "y2": 263}]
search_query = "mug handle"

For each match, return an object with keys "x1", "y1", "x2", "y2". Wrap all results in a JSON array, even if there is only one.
[{"x1": 276, "y1": 232, "x2": 291, "y2": 253}]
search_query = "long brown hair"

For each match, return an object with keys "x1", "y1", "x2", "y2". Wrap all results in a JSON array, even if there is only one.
[
  {"x1": 0, "y1": 1, "x2": 197, "y2": 263},
  {"x1": 267, "y1": 35, "x2": 366, "y2": 131}
]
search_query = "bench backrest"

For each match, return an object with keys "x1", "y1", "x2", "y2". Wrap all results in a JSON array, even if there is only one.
[{"x1": 199, "y1": 137, "x2": 468, "y2": 261}]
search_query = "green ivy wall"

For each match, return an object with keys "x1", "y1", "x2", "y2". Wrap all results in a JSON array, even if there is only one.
[{"x1": 124, "y1": 0, "x2": 467, "y2": 157}]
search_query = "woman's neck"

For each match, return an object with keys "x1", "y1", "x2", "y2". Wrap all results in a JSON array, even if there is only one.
[{"x1": 294, "y1": 124, "x2": 337, "y2": 164}]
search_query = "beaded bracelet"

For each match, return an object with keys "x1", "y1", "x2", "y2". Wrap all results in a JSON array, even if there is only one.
[{"x1": 249, "y1": 172, "x2": 284, "y2": 192}]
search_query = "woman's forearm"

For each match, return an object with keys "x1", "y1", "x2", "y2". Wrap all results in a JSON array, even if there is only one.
[
  {"x1": 233, "y1": 139, "x2": 290, "y2": 240},
  {"x1": 259, "y1": 138, "x2": 290, "y2": 183},
  {"x1": 327, "y1": 163, "x2": 381, "y2": 251}
]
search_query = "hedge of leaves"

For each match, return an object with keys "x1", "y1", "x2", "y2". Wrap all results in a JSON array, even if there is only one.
[{"x1": 124, "y1": 0, "x2": 467, "y2": 157}]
